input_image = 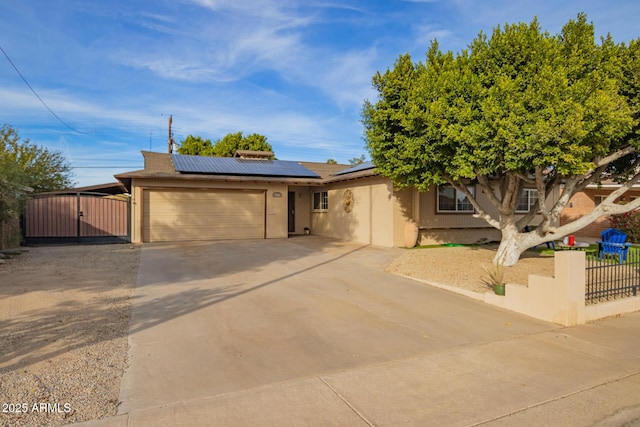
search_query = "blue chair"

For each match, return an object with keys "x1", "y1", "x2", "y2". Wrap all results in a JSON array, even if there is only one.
[{"x1": 597, "y1": 228, "x2": 632, "y2": 263}]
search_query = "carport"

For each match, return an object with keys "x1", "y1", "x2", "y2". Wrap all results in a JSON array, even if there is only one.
[{"x1": 23, "y1": 183, "x2": 130, "y2": 244}]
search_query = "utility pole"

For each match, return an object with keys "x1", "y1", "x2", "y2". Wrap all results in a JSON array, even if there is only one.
[{"x1": 167, "y1": 115, "x2": 174, "y2": 153}]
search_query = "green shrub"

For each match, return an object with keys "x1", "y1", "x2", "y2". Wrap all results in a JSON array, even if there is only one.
[{"x1": 609, "y1": 211, "x2": 640, "y2": 243}]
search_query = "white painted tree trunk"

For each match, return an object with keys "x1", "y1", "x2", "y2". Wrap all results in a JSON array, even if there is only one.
[
  {"x1": 494, "y1": 238, "x2": 527, "y2": 266},
  {"x1": 493, "y1": 224, "x2": 541, "y2": 267}
]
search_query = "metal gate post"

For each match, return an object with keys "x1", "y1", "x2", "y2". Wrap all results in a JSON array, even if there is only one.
[{"x1": 76, "y1": 192, "x2": 82, "y2": 243}]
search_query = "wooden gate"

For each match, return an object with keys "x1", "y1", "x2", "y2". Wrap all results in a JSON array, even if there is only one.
[{"x1": 24, "y1": 192, "x2": 130, "y2": 244}]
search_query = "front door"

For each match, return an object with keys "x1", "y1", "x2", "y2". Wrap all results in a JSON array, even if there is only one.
[{"x1": 288, "y1": 191, "x2": 295, "y2": 233}]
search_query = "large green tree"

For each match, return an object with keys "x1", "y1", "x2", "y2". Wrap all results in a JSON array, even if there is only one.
[
  {"x1": 1, "y1": 124, "x2": 72, "y2": 245},
  {"x1": 0, "y1": 124, "x2": 72, "y2": 193},
  {"x1": 212, "y1": 132, "x2": 273, "y2": 157},
  {"x1": 363, "y1": 14, "x2": 640, "y2": 265},
  {"x1": 176, "y1": 135, "x2": 214, "y2": 156},
  {"x1": 348, "y1": 154, "x2": 367, "y2": 165},
  {"x1": 177, "y1": 132, "x2": 274, "y2": 157},
  {"x1": 0, "y1": 158, "x2": 28, "y2": 227}
]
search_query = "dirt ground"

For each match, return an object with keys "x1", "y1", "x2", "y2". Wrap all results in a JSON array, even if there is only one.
[
  {"x1": 387, "y1": 244, "x2": 556, "y2": 294},
  {"x1": 0, "y1": 244, "x2": 140, "y2": 427}
]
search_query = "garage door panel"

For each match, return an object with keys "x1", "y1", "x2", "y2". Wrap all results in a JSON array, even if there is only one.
[
  {"x1": 144, "y1": 190, "x2": 265, "y2": 242},
  {"x1": 148, "y1": 224, "x2": 264, "y2": 241}
]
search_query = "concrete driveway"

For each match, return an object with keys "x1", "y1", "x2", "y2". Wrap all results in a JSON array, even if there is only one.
[{"x1": 100, "y1": 237, "x2": 640, "y2": 426}]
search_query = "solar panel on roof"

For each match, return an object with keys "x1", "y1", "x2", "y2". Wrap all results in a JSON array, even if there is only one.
[
  {"x1": 171, "y1": 154, "x2": 321, "y2": 178},
  {"x1": 333, "y1": 161, "x2": 375, "y2": 176}
]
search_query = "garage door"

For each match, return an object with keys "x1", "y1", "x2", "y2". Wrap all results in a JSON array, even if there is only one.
[{"x1": 143, "y1": 189, "x2": 265, "y2": 242}]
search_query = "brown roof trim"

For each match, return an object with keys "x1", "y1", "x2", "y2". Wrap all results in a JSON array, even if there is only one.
[
  {"x1": 298, "y1": 161, "x2": 352, "y2": 178},
  {"x1": 322, "y1": 168, "x2": 378, "y2": 183},
  {"x1": 115, "y1": 170, "x2": 326, "y2": 185},
  {"x1": 116, "y1": 168, "x2": 377, "y2": 185}
]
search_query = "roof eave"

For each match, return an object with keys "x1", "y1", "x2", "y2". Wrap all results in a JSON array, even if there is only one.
[
  {"x1": 116, "y1": 171, "x2": 324, "y2": 185},
  {"x1": 323, "y1": 169, "x2": 378, "y2": 183}
]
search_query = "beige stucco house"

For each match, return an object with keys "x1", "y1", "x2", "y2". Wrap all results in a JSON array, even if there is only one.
[{"x1": 117, "y1": 151, "x2": 553, "y2": 247}]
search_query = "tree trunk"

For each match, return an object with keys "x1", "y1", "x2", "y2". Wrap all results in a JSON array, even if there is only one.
[
  {"x1": 493, "y1": 223, "x2": 539, "y2": 267},
  {"x1": 494, "y1": 238, "x2": 528, "y2": 267}
]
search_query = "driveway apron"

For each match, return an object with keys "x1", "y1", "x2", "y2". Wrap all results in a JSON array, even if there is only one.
[{"x1": 114, "y1": 237, "x2": 640, "y2": 426}]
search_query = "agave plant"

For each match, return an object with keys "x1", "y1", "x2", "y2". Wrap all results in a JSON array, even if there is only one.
[{"x1": 481, "y1": 263, "x2": 505, "y2": 291}]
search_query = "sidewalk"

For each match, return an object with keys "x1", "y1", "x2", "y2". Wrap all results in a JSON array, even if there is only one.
[
  {"x1": 74, "y1": 312, "x2": 640, "y2": 426},
  {"x1": 75, "y1": 312, "x2": 640, "y2": 426}
]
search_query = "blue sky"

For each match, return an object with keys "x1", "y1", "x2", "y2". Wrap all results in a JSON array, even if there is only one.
[{"x1": 1, "y1": 1, "x2": 639, "y2": 187}]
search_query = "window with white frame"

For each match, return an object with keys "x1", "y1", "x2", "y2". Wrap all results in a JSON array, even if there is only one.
[
  {"x1": 313, "y1": 191, "x2": 328, "y2": 211},
  {"x1": 516, "y1": 189, "x2": 539, "y2": 213},
  {"x1": 437, "y1": 186, "x2": 475, "y2": 213},
  {"x1": 594, "y1": 195, "x2": 607, "y2": 206}
]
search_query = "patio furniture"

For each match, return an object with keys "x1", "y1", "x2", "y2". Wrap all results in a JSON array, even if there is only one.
[
  {"x1": 557, "y1": 241, "x2": 590, "y2": 250},
  {"x1": 597, "y1": 228, "x2": 632, "y2": 263},
  {"x1": 524, "y1": 225, "x2": 556, "y2": 250}
]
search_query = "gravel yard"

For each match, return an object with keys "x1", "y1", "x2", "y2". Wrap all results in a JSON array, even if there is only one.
[
  {"x1": 387, "y1": 244, "x2": 556, "y2": 294},
  {"x1": 0, "y1": 244, "x2": 140, "y2": 427}
]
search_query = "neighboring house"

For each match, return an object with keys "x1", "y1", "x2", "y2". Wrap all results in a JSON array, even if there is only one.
[
  {"x1": 560, "y1": 183, "x2": 640, "y2": 238},
  {"x1": 115, "y1": 151, "x2": 558, "y2": 247}
]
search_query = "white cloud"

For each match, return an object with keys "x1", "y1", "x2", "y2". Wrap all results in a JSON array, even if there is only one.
[
  {"x1": 413, "y1": 24, "x2": 455, "y2": 48},
  {"x1": 315, "y1": 48, "x2": 379, "y2": 109},
  {"x1": 111, "y1": 0, "x2": 314, "y2": 84}
]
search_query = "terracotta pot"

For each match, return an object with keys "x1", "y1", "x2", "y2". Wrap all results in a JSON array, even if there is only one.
[{"x1": 404, "y1": 220, "x2": 419, "y2": 248}]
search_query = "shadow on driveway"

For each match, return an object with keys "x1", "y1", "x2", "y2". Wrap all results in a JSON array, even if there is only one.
[
  {"x1": 128, "y1": 240, "x2": 368, "y2": 336},
  {"x1": 120, "y1": 237, "x2": 559, "y2": 412}
]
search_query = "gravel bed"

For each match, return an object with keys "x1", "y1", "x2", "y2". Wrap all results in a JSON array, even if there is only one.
[
  {"x1": 0, "y1": 244, "x2": 140, "y2": 426},
  {"x1": 387, "y1": 244, "x2": 556, "y2": 294}
]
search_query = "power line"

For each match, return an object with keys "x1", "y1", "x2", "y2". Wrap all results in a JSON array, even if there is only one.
[
  {"x1": 0, "y1": 44, "x2": 93, "y2": 135},
  {"x1": 70, "y1": 166, "x2": 143, "y2": 169},
  {"x1": 72, "y1": 158, "x2": 143, "y2": 161}
]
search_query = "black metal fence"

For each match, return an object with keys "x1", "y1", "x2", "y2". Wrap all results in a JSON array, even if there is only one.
[{"x1": 585, "y1": 249, "x2": 640, "y2": 304}]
